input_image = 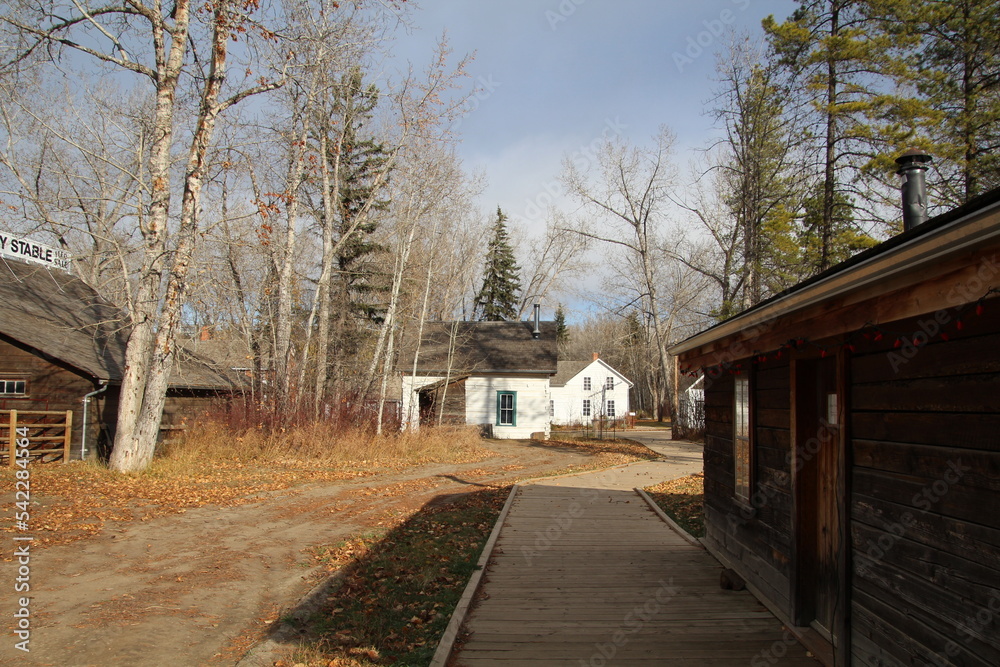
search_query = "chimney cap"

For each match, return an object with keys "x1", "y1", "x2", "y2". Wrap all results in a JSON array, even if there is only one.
[{"x1": 895, "y1": 148, "x2": 933, "y2": 171}]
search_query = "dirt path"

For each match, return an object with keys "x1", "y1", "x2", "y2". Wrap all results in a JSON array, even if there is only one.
[{"x1": 1, "y1": 438, "x2": 635, "y2": 667}]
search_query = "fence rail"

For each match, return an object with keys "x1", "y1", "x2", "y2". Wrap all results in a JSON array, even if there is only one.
[{"x1": 1, "y1": 409, "x2": 73, "y2": 466}]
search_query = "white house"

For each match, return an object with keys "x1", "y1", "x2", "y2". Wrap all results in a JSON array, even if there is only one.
[
  {"x1": 400, "y1": 318, "x2": 558, "y2": 439},
  {"x1": 549, "y1": 354, "x2": 633, "y2": 426}
]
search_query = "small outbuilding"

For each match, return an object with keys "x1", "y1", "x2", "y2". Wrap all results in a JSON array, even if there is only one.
[
  {"x1": 400, "y1": 318, "x2": 558, "y2": 439},
  {"x1": 548, "y1": 354, "x2": 633, "y2": 425},
  {"x1": 1, "y1": 258, "x2": 238, "y2": 462},
  {"x1": 669, "y1": 184, "x2": 1000, "y2": 665}
]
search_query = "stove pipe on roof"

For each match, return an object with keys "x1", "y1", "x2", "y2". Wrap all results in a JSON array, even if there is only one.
[
  {"x1": 532, "y1": 303, "x2": 541, "y2": 339},
  {"x1": 895, "y1": 149, "x2": 933, "y2": 231}
]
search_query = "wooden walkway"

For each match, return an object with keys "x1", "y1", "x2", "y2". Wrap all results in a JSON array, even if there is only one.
[{"x1": 450, "y1": 483, "x2": 819, "y2": 666}]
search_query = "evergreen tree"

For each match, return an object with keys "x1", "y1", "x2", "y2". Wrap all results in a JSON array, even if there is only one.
[
  {"x1": 713, "y1": 38, "x2": 801, "y2": 312},
  {"x1": 331, "y1": 68, "x2": 391, "y2": 326},
  {"x1": 474, "y1": 207, "x2": 522, "y2": 321},
  {"x1": 798, "y1": 186, "x2": 878, "y2": 273},
  {"x1": 313, "y1": 67, "x2": 392, "y2": 397},
  {"x1": 554, "y1": 303, "x2": 570, "y2": 344},
  {"x1": 872, "y1": 0, "x2": 1000, "y2": 204},
  {"x1": 764, "y1": 0, "x2": 899, "y2": 269}
]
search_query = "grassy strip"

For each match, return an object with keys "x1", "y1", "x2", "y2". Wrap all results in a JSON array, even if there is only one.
[
  {"x1": 283, "y1": 486, "x2": 511, "y2": 667},
  {"x1": 644, "y1": 472, "x2": 706, "y2": 538},
  {"x1": 277, "y1": 439, "x2": 661, "y2": 666}
]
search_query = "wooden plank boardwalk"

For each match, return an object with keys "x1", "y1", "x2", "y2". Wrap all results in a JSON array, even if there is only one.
[{"x1": 450, "y1": 483, "x2": 819, "y2": 666}]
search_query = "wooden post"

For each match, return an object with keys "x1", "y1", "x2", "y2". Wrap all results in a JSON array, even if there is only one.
[
  {"x1": 63, "y1": 410, "x2": 73, "y2": 464},
  {"x1": 7, "y1": 410, "x2": 16, "y2": 468}
]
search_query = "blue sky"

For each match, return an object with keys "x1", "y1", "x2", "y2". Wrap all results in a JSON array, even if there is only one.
[{"x1": 392, "y1": 1, "x2": 798, "y2": 231}]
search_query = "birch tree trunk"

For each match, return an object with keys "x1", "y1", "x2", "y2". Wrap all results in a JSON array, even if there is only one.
[
  {"x1": 113, "y1": 0, "x2": 281, "y2": 471},
  {"x1": 312, "y1": 129, "x2": 341, "y2": 414},
  {"x1": 2, "y1": 0, "x2": 285, "y2": 471}
]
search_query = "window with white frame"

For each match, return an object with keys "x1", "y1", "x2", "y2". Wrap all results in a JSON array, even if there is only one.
[
  {"x1": 583, "y1": 376, "x2": 591, "y2": 391},
  {"x1": 0, "y1": 379, "x2": 27, "y2": 395},
  {"x1": 549, "y1": 400, "x2": 555, "y2": 417},
  {"x1": 605, "y1": 376, "x2": 614, "y2": 390},
  {"x1": 606, "y1": 400, "x2": 615, "y2": 418},
  {"x1": 582, "y1": 399, "x2": 591, "y2": 417},
  {"x1": 734, "y1": 376, "x2": 751, "y2": 503}
]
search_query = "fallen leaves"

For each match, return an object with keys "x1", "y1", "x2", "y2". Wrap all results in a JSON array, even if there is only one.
[
  {"x1": 645, "y1": 472, "x2": 705, "y2": 538},
  {"x1": 0, "y1": 460, "x2": 371, "y2": 553},
  {"x1": 291, "y1": 486, "x2": 511, "y2": 666}
]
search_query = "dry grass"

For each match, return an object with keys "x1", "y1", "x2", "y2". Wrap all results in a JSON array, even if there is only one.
[
  {"x1": 0, "y1": 423, "x2": 492, "y2": 551},
  {"x1": 159, "y1": 422, "x2": 491, "y2": 469}
]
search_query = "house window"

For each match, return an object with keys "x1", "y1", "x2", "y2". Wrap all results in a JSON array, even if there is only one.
[
  {"x1": 606, "y1": 400, "x2": 615, "y2": 418},
  {"x1": 1, "y1": 380, "x2": 27, "y2": 395},
  {"x1": 582, "y1": 399, "x2": 591, "y2": 417},
  {"x1": 734, "y1": 376, "x2": 751, "y2": 503},
  {"x1": 496, "y1": 391, "x2": 517, "y2": 427},
  {"x1": 583, "y1": 377, "x2": 591, "y2": 391},
  {"x1": 606, "y1": 376, "x2": 614, "y2": 390},
  {"x1": 549, "y1": 400, "x2": 555, "y2": 417}
]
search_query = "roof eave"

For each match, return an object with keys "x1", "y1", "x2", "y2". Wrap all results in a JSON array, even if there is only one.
[{"x1": 669, "y1": 195, "x2": 1000, "y2": 357}]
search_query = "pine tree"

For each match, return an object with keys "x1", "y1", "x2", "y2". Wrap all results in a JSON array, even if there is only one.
[
  {"x1": 474, "y1": 207, "x2": 522, "y2": 321},
  {"x1": 554, "y1": 304, "x2": 570, "y2": 343},
  {"x1": 873, "y1": 0, "x2": 1000, "y2": 204},
  {"x1": 798, "y1": 186, "x2": 878, "y2": 273},
  {"x1": 713, "y1": 38, "x2": 801, "y2": 312},
  {"x1": 764, "y1": 0, "x2": 898, "y2": 269}
]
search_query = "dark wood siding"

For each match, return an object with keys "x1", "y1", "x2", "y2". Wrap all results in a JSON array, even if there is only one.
[
  {"x1": 703, "y1": 358, "x2": 795, "y2": 612},
  {"x1": 1, "y1": 335, "x2": 231, "y2": 461},
  {"x1": 849, "y1": 303, "x2": 1000, "y2": 666},
  {"x1": 419, "y1": 379, "x2": 467, "y2": 425},
  {"x1": 0, "y1": 335, "x2": 106, "y2": 459}
]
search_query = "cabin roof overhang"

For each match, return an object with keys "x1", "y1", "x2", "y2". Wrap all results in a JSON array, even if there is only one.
[{"x1": 669, "y1": 187, "x2": 1000, "y2": 368}]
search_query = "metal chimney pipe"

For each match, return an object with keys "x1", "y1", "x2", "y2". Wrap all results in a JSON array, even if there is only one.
[
  {"x1": 895, "y1": 149, "x2": 933, "y2": 231},
  {"x1": 532, "y1": 303, "x2": 541, "y2": 339}
]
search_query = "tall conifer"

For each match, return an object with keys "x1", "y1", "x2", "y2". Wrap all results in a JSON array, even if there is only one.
[{"x1": 474, "y1": 207, "x2": 522, "y2": 321}]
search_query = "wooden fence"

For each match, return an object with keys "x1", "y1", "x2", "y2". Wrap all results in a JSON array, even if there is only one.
[{"x1": 1, "y1": 409, "x2": 73, "y2": 466}]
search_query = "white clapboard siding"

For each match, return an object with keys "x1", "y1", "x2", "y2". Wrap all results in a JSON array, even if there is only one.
[
  {"x1": 550, "y1": 359, "x2": 632, "y2": 426},
  {"x1": 465, "y1": 376, "x2": 551, "y2": 439}
]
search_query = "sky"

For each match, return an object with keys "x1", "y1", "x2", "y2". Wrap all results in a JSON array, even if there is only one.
[{"x1": 390, "y1": 1, "x2": 798, "y2": 231}]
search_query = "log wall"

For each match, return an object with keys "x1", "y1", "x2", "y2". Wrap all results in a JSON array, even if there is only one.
[
  {"x1": 848, "y1": 302, "x2": 1000, "y2": 666},
  {"x1": 0, "y1": 335, "x2": 104, "y2": 459},
  {"x1": 703, "y1": 356, "x2": 795, "y2": 613}
]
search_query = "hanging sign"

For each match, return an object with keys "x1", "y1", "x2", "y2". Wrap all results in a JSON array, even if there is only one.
[{"x1": 0, "y1": 233, "x2": 70, "y2": 272}]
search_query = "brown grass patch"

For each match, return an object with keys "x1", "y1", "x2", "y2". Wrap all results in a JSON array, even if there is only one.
[{"x1": 0, "y1": 423, "x2": 491, "y2": 551}]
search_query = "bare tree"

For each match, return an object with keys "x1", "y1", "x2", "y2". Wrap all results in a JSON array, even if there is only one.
[
  {"x1": 515, "y1": 210, "x2": 590, "y2": 319},
  {"x1": 2, "y1": 0, "x2": 285, "y2": 471},
  {"x1": 561, "y1": 128, "x2": 680, "y2": 421}
]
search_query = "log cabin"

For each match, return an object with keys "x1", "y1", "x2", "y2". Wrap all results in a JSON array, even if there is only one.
[
  {"x1": 669, "y1": 163, "x2": 1000, "y2": 665},
  {"x1": 0, "y1": 258, "x2": 238, "y2": 461}
]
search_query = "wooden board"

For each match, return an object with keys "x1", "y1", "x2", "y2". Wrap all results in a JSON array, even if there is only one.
[{"x1": 451, "y1": 485, "x2": 819, "y2": 666}]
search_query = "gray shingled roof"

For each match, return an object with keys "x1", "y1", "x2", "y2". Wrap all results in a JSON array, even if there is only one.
[
  {"x1": 0, "y1": 258, "x2": 236, "y2": 390},
  {"x1": 550, "y1": 360, "x2": 590, "y2": 387},
  {"x1": 400, "y1": 320, "x2": 558, "y2": 375}
]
